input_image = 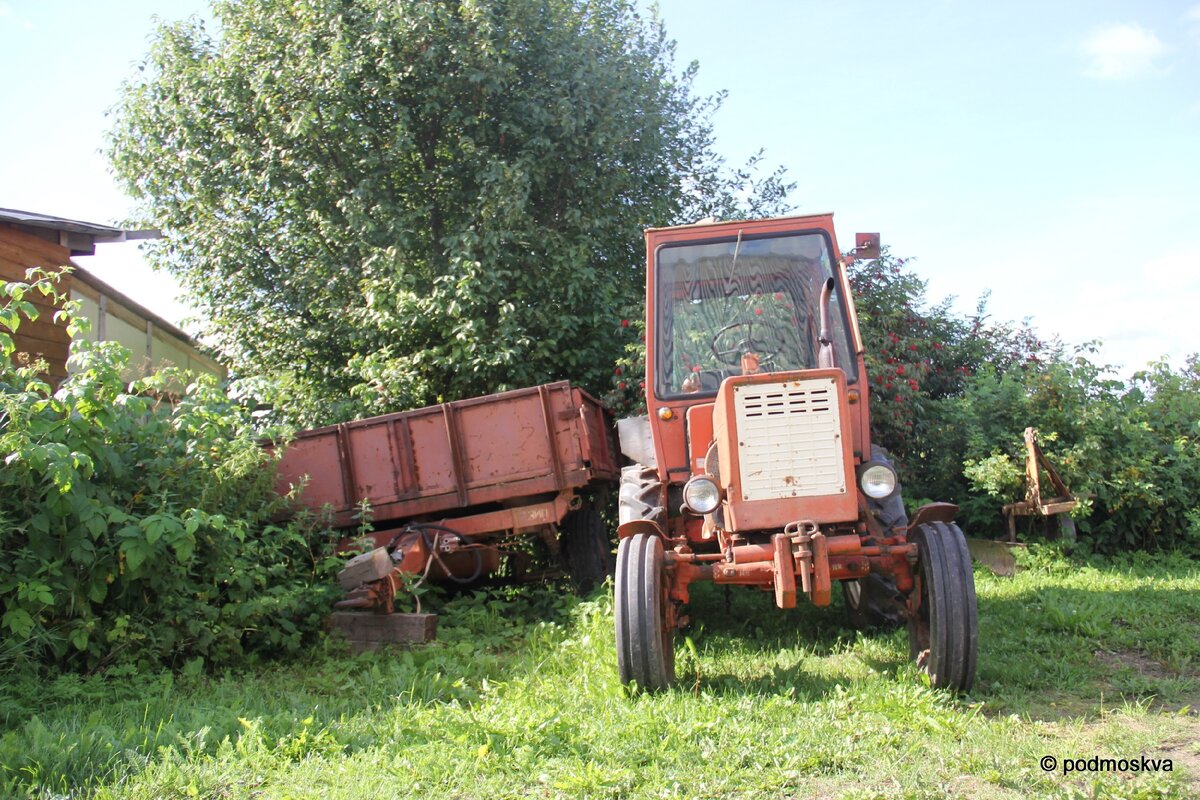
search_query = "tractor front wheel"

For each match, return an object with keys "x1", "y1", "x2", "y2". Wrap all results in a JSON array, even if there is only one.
[
  {"x1": 615, "y1": 533, "x2": 674, "y2": 691},
  {"x1": 907, "y1": 521, "x2": 978, "y2": 692}
]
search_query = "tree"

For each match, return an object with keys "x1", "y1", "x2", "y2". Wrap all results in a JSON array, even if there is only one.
[{"x1": 109, "y1": 0, "x2": 791, "y2": 425}]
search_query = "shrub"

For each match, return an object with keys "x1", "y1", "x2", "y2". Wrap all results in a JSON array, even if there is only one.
[
  {"x1": 848, "y1": 252, "x2": 1200, "y2": 553},
  {"x1": 0, "y1": 271, "x2": 340, "y2": 672},
  {"x1": 845, "y1": 249, "x2": 1047, "y2": 487},
  {"x1": 946, "y1": 353, "x2": 1200, "y2": 551}
]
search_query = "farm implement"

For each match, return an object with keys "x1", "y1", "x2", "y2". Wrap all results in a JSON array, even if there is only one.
[{"x1": 275, "y1": 382, "x2": 620, "y2": 618}]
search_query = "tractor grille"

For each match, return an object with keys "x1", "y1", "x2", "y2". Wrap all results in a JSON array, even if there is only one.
[{"x1": 733, "y1": 378, "x2": 846, "y2": 501}]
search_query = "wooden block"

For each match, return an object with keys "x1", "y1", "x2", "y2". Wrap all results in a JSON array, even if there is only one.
[
  {"x1": 337, "y1": 547, "x2": 393, "y2": 590},
  {"x1": 326, "y1": 612, "x2": 437, "y2": 652}
]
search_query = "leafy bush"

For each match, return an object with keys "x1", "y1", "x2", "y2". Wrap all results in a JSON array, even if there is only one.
[
  {"x1": 944, "y1": 353, "x2": 1200, "y2": 551},
  {"x1": 845, "y1": 250, "x2": 1047, "y2": 485},
  {"x1": 0, "y1": 272, "x2": 339, "y2": 672},
  {"x1": 848, "y1": 252, "x2": 1200, "y2": 553}
]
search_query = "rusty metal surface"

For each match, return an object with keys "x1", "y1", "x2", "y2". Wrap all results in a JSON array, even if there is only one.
[
  {"x1": 617, "y1": 518, "x2": 666, "y2": 541},
  {"x1": 659, "y1": 519, "x2": 913, "y2": 613},
  {"x1": 772, "y1": 534, "x2": 797, "y2": 608},
  {"x1": 340, "y1": 492, "x2": 575, "y2": 553},
  {"x1": 711, "y1": 370, "x2": 859, "y2": 531},
  {"x1": 335, "y1": 527, "x2": 504, "y2": 613},
  {"x1": 853, "y1": 232, "x2": 881, "y2": 260},
  {"x1": 276, "y1": 382, "x2": 616, "y2": 530},
  {"x1": 335, "y1": 578, "x2": 398, "y2": 613},
  {"x1": 810, "y1": 533, "x2": 831, "y2": 606},
  {"x1": 907, "y1": 502, "x2": 960, "y2": 531},
  {"x1": 1002, "y1": 427, "x2": 1079, "y2": 543}
]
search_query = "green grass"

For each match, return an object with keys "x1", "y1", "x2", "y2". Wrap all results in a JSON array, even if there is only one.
[{"x1": 2, "y1": 548, "x2": 1198, "y2": 799}]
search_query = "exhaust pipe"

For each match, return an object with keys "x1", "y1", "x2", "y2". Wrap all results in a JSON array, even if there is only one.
[{"x1": 818, "y1": 277, "x2": 835, "y2": 369}]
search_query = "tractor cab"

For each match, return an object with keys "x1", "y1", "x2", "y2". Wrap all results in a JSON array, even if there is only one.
[
  {"x1": 638, "y1": 215, "x2": 872, "y2": 537},
  {"x1": 653, "y1": 222, "x2": 857, "y2": 398},
  {"x1": 614, "y1": 214, "x2": 979, "y2": 695}
]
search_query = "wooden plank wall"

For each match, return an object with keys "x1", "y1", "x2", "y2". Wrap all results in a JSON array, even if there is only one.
[{"x1": 0, "y1": 223, "x2": 74, "y2": 383}]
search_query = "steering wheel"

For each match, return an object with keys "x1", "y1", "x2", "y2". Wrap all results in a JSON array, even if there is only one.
[{"x1": 709, "y1": 321, "x2": 781, "y2": 367}]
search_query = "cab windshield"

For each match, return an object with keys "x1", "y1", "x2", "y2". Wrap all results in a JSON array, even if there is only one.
[{"x1": 654, "y1": 231, "x2": 857, "y2": 399}]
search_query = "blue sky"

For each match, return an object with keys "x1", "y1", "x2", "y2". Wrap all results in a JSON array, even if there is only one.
[{"x1": 2, "y1": 0, "x2": 1196, "y2": 372}]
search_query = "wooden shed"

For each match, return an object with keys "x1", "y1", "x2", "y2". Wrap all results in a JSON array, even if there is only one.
[{"x1": 0, "y1": 208, "x2": 224, "y2": 385}]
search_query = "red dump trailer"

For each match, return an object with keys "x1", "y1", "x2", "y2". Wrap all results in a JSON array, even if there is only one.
[{"x1": 275, "y1": 381, "x2": 620, "y2": 611}]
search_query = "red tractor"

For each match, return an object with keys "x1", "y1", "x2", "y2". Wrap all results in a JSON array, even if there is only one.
[{"x1": 614, "y1": 214, "x2": 978, "y2": 692}]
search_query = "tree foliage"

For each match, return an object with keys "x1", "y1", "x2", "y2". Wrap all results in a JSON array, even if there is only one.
[{"x1": 109, "y1": 0, "x2": 791, "y2": 425}]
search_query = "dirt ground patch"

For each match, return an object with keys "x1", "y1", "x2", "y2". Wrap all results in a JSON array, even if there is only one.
[
  {"x1": 1093, "y1": 648, "x2": 1200, "y2": 714},
  {"x1": 1160, "y1": 722, "x2": 1200, "y2": 792},
  {"x1": 1094, "y1": 648, "x2": 1175, "y2": 682}
]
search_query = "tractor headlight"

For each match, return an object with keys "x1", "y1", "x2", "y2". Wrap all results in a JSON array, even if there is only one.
[
  {"x1": 682, "y1": 476, "x2": 722, "y2": 514},
  {"x1": 857, "y1": 461, "x2": 898, "y2": 499}
]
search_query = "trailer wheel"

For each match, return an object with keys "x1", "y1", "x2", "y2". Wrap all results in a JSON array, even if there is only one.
[
  {"x1": 843, "y1": 445, "x2": 908, "y2": 630},
  {"x1": 615, "y1": 533, "x2": 674, "y2": 692},
  {"x1": 561, "y1": 497, "x2": 614, "y2": 593},
  {"x1": 907, "y1": 521, "x2": 978, "y2": 692}
]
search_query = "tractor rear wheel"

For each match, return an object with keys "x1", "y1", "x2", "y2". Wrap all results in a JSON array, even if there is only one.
[
  {"x1": 842, "y1": 573, "x2": 907, "y2": 630},
  {"x1": 907, "y1": 521, "x2": 978, "y2": 692},
  {"x1": 615, "y1": 533, "x2": 674, "y2": 691},
  {"x1": 618, "y1": 464, "x2": 665, "y2": 528}
]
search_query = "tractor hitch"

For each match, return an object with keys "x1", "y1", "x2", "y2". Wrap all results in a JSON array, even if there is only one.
[{"x1": 662, "y1": 522, "x2": 916, "y2": 611}]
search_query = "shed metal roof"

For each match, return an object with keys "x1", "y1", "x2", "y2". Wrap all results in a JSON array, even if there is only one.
[{"x1": 0, "y1": 207, "x2": 157, "y2": 242}]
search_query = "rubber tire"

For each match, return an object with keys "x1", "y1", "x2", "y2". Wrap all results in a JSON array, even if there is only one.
[
  {"x1": 615, "y1": 533, "x2": 674, "y2": 692},
  {"x1": 561, "y1": 498, "x2": 614, "y2": 594},
  {"x1": 907, "y1": 521, "x2": 978, "y2": 692},
  {"x1": 618, "y1": 464, "x2": 665, "y2": 528},
  {"x1": 842, "y1": 445, "x2": 909, "y2": 630},
  {"x1": 843, "y1": 573, "x2": 907, "y2": 630}
]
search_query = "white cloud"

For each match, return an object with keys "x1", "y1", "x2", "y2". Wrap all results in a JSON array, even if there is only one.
[
  {"x1": 972, "y1": 243, "x2": 1200, "y2": 373},
  {"x1": 1188, "y1": 5, "x2": 1200, "y2": 22},
  {"x1": 1080, "y1": 23, "x2": 1168, "y2": 80}
]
